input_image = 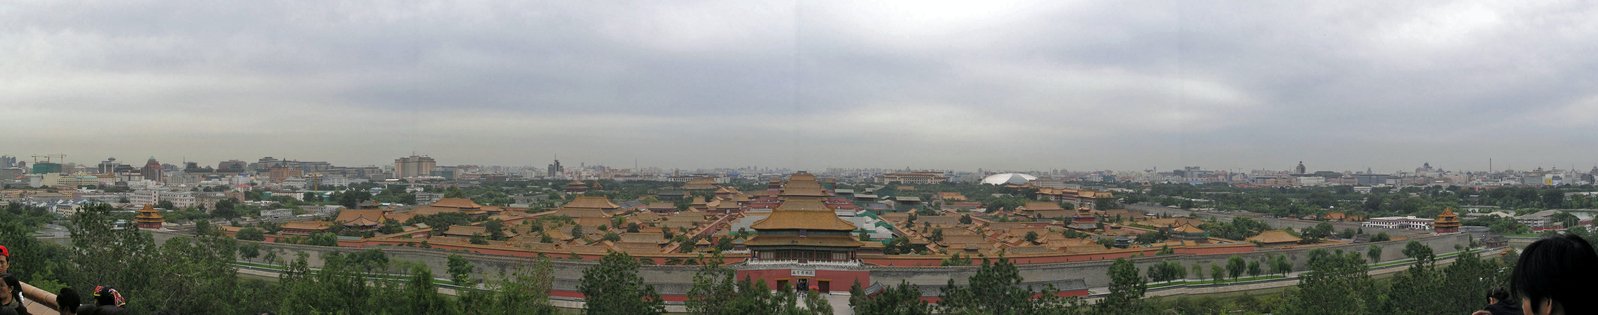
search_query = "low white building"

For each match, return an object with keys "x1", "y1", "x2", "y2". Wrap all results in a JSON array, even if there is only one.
[
  {"x1": 130, "y1": 189, "x2": 159, "y2": 207},
  {"x1": 158, "y1": 191, "x2": 197, "y2": 209},
  {"x1": 1363, "y1": 216, "x2": 1435, "y2": 230},
  {"x1": 1295, "y1": 176, "x2": 1326, "y2": 186}
]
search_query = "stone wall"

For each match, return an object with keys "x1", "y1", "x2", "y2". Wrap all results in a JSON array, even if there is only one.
[
  {"x1": 241, "y1": 240, "x2": 706, "y2": 296},
  {"x1": 864, "y1": 232, "x2": 1471, "y2": 289},
  {"x1": 214, "y1": 231, "x2": 1470, "y2": 298}
]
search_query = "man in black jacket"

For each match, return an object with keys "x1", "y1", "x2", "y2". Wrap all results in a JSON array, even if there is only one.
[{"x1": 1473, "y1": 287, "x2": 1521, "y2": 315}]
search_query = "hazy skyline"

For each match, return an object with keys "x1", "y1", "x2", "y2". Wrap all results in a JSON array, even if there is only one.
[{"x1": 4, "y1": 1, "x2": 1597, "y2": 172}]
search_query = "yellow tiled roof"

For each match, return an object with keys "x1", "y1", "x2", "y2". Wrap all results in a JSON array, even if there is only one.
[
  {"x1": 564, "y1": 195, "x2": 620, "y2": 210},
  {"x1": 750, "y1": 198, "x2": 857, "y2": 231},
  {"x1": 432, "y1": 198, "x2": 483, "y2": 209},
  {"x1": 745, "y1": 235, "x2": 861, "y2": 248}
]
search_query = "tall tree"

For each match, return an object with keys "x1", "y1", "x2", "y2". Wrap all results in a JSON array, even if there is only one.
[
  {"x1": 401, "y1": 263, "x2": 458, "y2": 314},
  {"x1": 1402, "y1": 241, "x2": 1434, "y2": 267},
  {"x1": 1226, "y1": 255, "x2": 1246, "y2": 279},
  {"x1": 686, "y1": 254, "x2": 738, "y2": 315},
  {"x1": 939, "y1": 257, "x2": 1087, "y2": 314},
  {"x1": 485, "y1": 219, "x2": 506, "y2": 240},
  {"x1": 236, "y1": 226, "x2": 265, "y2": 241},
  {"x1": 447, "y1": 254, "x2": 475, "y2": 287},
  {"x1": 1367, "y1": 245, "x2": 1382, "y2": 264},
  {"x1": 852, "y1": 281, "x2": 932, "y2": 315},
  {"x1": 475, "y1": 256, "x2": 557, "y2": 314},
  {"x1": 939, "y1": 257, "x2": 1031, "y2": 314},
  {"x1": 1211, "y1": 265, "x2": 1225, "y2": 284},
  {"x1": 1098, "y1": 258, "x2": 1149, "y2": 314},
  {"x1": 1271, "y1": 255, "x2": 1293, "y2": 276},
  {"x1": 580, "y1": 251, "x2": 665, "y2": 315},
  {"x1": 1274, "y1": 250, "x2": 1374, "y2": 315}
]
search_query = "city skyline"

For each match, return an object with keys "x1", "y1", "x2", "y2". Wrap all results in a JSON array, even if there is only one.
[
  {"x1": 4, "y1": 152, "x2": 1592, "y2": 175},
  {"x1": 6, "y1": 1, "x2": 1598, "y2": 171}
]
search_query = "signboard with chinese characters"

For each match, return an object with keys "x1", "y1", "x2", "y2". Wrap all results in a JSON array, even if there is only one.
[{"x1": 790, "y1": 269, "x2": 815, "y2": 277}]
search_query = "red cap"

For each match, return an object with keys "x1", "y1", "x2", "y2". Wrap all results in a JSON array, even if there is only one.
[{"x1": 0, "y1": 244, "x2": 8, "y2": 257}]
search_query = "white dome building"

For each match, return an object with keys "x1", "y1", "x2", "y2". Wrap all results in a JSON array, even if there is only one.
[{"x1": 980, "y1": 173, "x2": 1037, "y2": 185}]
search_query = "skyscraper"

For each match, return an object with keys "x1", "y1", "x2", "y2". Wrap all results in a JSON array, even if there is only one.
[
  {"x1": 394, "y1": 155, "x2": 437, "y2": 179},
  {"x1": 547, "y1": 158, "x2": 563, "y2": 178},
  {"x1": 142, "y1": 157, "x2": 163, "y2": 181},
  {"x1": 218, "y1": 160, "x2": 248, "y2": 173}
]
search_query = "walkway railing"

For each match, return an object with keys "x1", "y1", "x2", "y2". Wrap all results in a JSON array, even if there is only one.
[{"x1": 20, "y1": 281, "x2": 60, "y2": 313}]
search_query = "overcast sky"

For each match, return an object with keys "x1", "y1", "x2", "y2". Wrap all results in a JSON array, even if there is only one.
[{"x1": 4, "y1": 1, "x2": 1597, "y2": 172}]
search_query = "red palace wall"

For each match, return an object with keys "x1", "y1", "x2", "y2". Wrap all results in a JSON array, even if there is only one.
[
  {"x1": 734, "y1": 269, "x2": 871, "y2": 293},
  {"x1": 860, "y1": 244, "x2": 1256, "y2": 266}
]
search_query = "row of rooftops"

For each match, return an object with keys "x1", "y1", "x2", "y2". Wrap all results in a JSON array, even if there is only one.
[{"x1": 229, "y1": 172, "x2": 1387, "y2": 260}]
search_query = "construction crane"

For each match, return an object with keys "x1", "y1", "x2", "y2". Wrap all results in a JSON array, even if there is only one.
[{"x1": 31, "y1": 154, "x2": 65, "y2": 163}]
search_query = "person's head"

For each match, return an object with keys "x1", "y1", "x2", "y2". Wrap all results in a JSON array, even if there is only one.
[
  {"x1": 0, "y1": 273, "x2": 19, "y2": 304},
  {"x1": 1487, "y1": 287, "x2": 1509, "y2": 305},
  {"x1": 57, "y1": 288, "x2": 82, "y2": 315},
  {"x1": 91, "y1": 286, "x2": 124, "y2": 308},
  {"x1": 0, "y1": 244, "x2": 11, "y2": 274},
  {"x1": 1512, "y1": 234, "x2": 1598, "y2": 315}
]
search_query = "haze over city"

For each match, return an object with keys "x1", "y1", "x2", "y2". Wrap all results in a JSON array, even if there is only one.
[
  {"x1": 6, "y1": 1, "x2": 1598, "y2": 171},
  {"x1": 11, "y1": 2, "x2": 1598, "y2": 314}
]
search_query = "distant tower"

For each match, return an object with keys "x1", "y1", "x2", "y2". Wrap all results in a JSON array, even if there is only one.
[
  {"x1": 141, "y1": 157, "x2": 163, "y2": 182},
  {"x1": 135, "y1": 204, "x2": 164, "y2": 229},
  {"x1": 1295, "y1": 161, "x2": 1307, "y2": 175},
  {"x1": 547, "y1": 157, "x2": 563, "y2": 178},
  {"x1": 1434, "y1": 208, "x2": 1461, "y2": 234}
]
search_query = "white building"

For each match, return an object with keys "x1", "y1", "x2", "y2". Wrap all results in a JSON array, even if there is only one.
[
  {"x1": 158, "y1": 191, "x2": 197, "y2": 208},
  {"x1": 130, "y1": 189, "x2": 159, "y2": 207},
  {"x1": 1363, "y1": 216, "x2": 1435, "y2": 230},
  {"x1": 1295, "y1": 176, "x2": 1326, "y2": 186}
]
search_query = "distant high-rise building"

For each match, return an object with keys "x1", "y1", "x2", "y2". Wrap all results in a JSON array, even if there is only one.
[
  {"x1": 394, "y1": 155, "x2": 437, "y2": 179},
  {"x1": 31, "y1": 162, "x2": 62, "y2": 174},
  {"x1": 250, "y1": 157, "x2": 281, "y2": 172},
  {"x1": 218, "y1": 160, "x2": 248, "y2": 173},
  {"x1": 0, "y1": 156, "x2": 16, "y2": 168},
  {"x1": 141, "y1": 157, "x2": 163, "y2": 181},
  {"x1": 547, "y1": 159, "x2": 563, "y2": 178},
  {"x1": 1295, "y1": 161, "x2": 1306, "y2": 175},
  {"x1": 98, "y1": 157, "x2": 122, "y2": 174}
]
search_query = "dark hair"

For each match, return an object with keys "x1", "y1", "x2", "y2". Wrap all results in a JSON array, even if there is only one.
[
  {"x1": 94, "y1": 287, "x2": 114, "y2": 306},
  {"x1": 1487, "y1": 286, "x2": 1509, "y2": 302},
  {"x1": 1, "y1": 273, "x2": 19, "y2": 303},
  {"x1": 58, "y1": 287, "x2": 82, "y2": 312},
  {"x1": 1512, "y1": 234, "x2": 1598, "y2": 314}
]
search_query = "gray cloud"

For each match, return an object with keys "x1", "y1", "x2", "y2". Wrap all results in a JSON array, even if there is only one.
[{"x1": 3, "y1": 0, "x2": 1597, "y2": 172}]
